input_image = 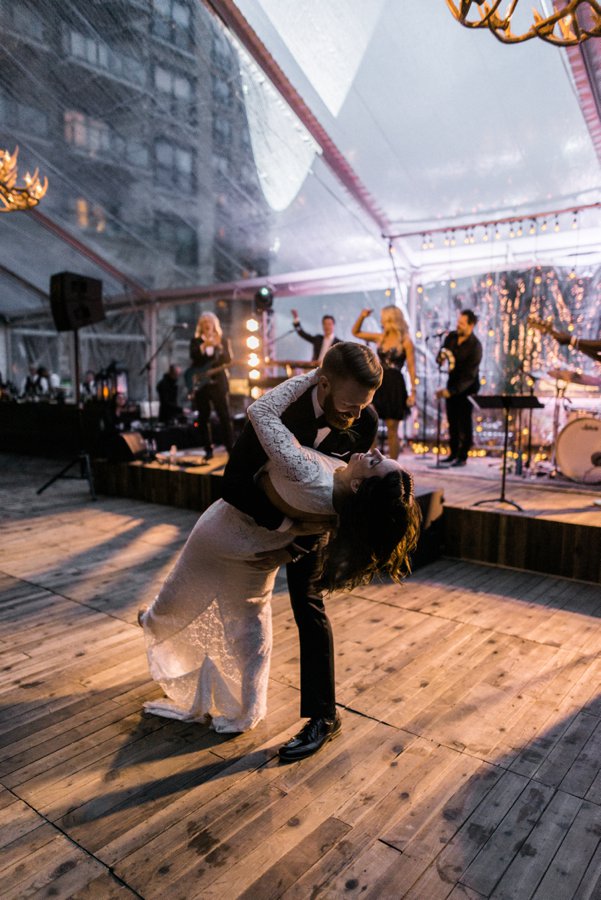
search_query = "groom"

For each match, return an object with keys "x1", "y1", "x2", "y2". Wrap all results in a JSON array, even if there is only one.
[{"x1": 222, "y1": 342, "x2": 382, "y2": 760}]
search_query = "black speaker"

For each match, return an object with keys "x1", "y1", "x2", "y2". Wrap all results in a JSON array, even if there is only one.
[
  {"x1": 50, "y1": 272, "x2": 104, "y2": 331},
  {"x1": 108, "y1": 431, "x2": 146, "y2": 462}
]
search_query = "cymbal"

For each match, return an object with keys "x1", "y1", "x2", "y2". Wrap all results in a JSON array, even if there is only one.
[{"x1": 548, "y1": 368, "x2": 601, "y2": 387}]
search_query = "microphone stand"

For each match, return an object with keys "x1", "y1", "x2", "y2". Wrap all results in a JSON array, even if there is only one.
[
  {"x1": 139, "y1": 325, "x2": 180, "y2": 427},
  {"x1": 425, "y1": 331, "x2": 447, "y2": 457}
]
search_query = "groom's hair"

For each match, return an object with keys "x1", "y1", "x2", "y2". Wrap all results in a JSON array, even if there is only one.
[{"x1": 321, "y1": 341, "x2": 382, "y2": 389}]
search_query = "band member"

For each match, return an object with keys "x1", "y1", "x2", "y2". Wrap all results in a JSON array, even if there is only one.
[
  {"x1": 188, "y1": 312, "x2": 233, "y2": 460},
  {"x1": 81, "y1": 370, "x2": 97, "y2": 399},
  {"x1": 436, "y1": 309, "x2": 482, "y2": 467},
  {"x1": 156, "y1": 364, "x2": 182, "y2": 424},
  {"x1": 532, "y1": 321, "x2": 601, "y2": 365},
  {"x1": 291, "y1": 309, "x2": 341, "y2": 364},
  {"x1": 352, "y1": 305, "x2": 417, "y2": 459}
]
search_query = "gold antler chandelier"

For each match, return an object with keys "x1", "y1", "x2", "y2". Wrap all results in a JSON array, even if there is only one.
[
  {"x1": 446, "y1": 0, "x2": 601, "y2": 45},
  {"x1": 0, "y1": 146, "x2": 48, "y2": 213}
]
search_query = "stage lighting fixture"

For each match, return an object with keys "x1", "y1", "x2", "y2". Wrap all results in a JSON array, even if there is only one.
[{"x1": 254, "y1": 286, "x2": 274, "y2": 312}]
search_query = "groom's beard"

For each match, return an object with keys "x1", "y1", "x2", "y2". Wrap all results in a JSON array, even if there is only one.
[{"x1": 322, "y1": 394, "x2": 356, "y2": 431}]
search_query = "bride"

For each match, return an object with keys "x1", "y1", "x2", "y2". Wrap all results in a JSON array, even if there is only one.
[{"x1": 139, "y1": 369, "x2": 420, "y2": 733}]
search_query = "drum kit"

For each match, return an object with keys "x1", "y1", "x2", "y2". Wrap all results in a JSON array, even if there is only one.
[{"x1": 532, "y1": 366, "x2": 601, "y2": 484}]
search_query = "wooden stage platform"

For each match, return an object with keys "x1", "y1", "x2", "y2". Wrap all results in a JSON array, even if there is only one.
[
  {"x1": 93, "y1": 449, "x2": 601, "y2": 584},
  {"x1": 1, "y1": 452, "x2": 601, "y2": 898}
]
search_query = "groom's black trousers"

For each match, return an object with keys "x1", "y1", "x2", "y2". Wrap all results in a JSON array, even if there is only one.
[{"x1": 286, "y1": 534, "x2": 335, "y2": 719}]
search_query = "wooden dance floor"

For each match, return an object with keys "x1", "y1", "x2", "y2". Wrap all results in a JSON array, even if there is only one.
[{"x1": 2, "y1": 453, "x2": 601, "y2": 898}]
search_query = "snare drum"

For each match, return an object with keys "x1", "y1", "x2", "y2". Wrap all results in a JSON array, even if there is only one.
[{"x1": 556, "y1": 417, "x2": 601, "y2": 483}]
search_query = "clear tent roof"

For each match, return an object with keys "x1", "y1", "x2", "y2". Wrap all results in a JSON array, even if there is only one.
[{"x1": 1, "y1": 0, "x2": 600, "y2": 321}]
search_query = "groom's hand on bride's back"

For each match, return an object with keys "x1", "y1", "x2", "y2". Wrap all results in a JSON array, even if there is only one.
[
  {"x1": 249, "y1": 548, "x2": 296, "y2": 570},
  {"x1": 249, "y1": 517, "x2": 336, "y2": 570}
]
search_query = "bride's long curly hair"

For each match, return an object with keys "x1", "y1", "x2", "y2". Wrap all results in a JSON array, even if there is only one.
[{"x1": 319, "y1": 468, "x2": 421, "y2": 593}]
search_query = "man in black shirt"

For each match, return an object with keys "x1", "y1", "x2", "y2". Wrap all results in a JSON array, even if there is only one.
[
  {"x1": 436, "y1": 309, "x2": 482, "y2": 467},
  {"x1": 156, "y1": 364, "x2": 182, "y2": 424}
]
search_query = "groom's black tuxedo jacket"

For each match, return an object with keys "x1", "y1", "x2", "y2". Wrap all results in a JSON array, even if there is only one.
[{"x1": 221, "y1": 384, "x2": 378, "y2": 530}]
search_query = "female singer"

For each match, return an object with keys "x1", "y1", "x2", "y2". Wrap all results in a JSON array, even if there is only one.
[{"x1": 352, "y1": 305, "x2": 416, "y2": 458}]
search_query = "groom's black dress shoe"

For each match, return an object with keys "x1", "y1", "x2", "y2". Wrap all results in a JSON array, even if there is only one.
[{"x1": 278, "y1": 714, "x2": 342, "y2": 762}]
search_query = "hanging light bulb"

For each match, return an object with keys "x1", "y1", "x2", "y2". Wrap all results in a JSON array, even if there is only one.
[
  {"x1": 517, "y1": 222, "x2": 523, "y2": 237},
  {"x1": 572, "y1": 212, "x2": 578, "y2": 229},
  {"x1": 541, "y1": 219, "x2": 548, "y2": 232},
  {"x1": 529, "y1": 220, "x2": 536, "y2": 235},
  {"x1": 495, "y1": 225, "x2": 501, "y2": 240},
  {"x1": 421, "y1": 233, "x2": 428, "y2": 251},
  {"x1": 450, "y1": 231, "x2": 456, "y2": 247},
  {"x1": 509, "y1": 224, "x2": 515, "y2": 238},
  {"x1": 554, "y1": 216, "x2": 560, "y2": 232}
]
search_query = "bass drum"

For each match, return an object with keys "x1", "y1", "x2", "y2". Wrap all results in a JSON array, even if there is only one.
[{"x1": 556, "y1": 417, "x2": 601, "y2": 483}]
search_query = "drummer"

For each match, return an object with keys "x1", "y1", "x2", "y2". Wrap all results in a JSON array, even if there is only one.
[{"x1": 546, "y1": 328, "x2": 601, "y2": 367}]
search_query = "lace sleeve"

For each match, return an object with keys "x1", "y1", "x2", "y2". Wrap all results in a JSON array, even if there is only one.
[{"x1": 247, "y1": 371, "x2": 321, "y2": 483}]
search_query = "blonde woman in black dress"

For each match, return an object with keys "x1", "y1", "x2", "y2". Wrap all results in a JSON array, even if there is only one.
[{"x1": 352, "y1": 305, "x2": 416, "y2": 459}]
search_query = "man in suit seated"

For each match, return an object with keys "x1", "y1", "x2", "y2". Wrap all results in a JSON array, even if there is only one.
[{"x1": 291, "y1": 309, "x2": 341, "y2": 364}]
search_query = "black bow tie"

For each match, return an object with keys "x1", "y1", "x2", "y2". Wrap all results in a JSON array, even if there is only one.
[{"x1": 315, "y1": 414, "x2": 329, "y2": 429}]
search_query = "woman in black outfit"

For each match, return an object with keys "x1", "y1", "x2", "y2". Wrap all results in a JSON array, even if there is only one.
[
  {"x1": 188, "y1": 312, "x2": 233, "y2": 460},
  {"x1": 352, "y1": 304, "x2": 416, "y2": 459}
]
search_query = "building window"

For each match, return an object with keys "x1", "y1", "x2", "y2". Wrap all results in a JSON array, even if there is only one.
[
  {"x1": 64, "y1": 111, "x2": 110, "y2": 156},
  {"x1": 155, "y1": 139, "x2": 194, "y2": 191},
  {"x1": 155, "y1": 216, "x2": 198, "y2": 266},
  {"x1": 211, "y1": 31, "x2": 232, "y2": 70},
  {"x1": 0, "y1": 89, "x2": 49, "y2": 138},
  {"x1": 154, "y1": 65, "x2": 193, "y2": 100},
  {"x1": 62, "y1": 26, "x2": 146, "y2": 87},
  {"x1": 67, "y1": 197, "x2": 123, "y2": 236},
  {"x1": 213, "y1": 117, "x2": 231, "y2": 147},
  {"x1": 212, "y1": 76, "x2": 232, "y2": 104},
  {"x1": 152, "y1": 0, "x2": 193, "y2": 51},
  {"x1": 64, "y1": 110, "x2": 149, "y2": 168},
  {"x1": 0, "y1": 2, "x2": 45, "y2": 42}
]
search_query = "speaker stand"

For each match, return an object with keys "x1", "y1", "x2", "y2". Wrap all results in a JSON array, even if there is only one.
[
  {"x1": 36, "y1": 452, "x2": 96, "y2": 500},
  {"x1": 36, "y1": 329, "x2": 97, "y2": 501}
]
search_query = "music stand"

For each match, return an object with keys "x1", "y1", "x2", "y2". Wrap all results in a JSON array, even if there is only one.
[{"x1": 470, "y1": 395, "x2": 544, "y2": 511}]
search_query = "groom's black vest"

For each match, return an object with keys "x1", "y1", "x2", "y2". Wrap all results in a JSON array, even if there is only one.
[{"x1": 222, "y1": 385, "x2": 378, "y2": 530}]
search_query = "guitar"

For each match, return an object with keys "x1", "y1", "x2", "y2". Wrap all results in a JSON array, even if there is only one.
[{"x1": 184, "y1": 362, "x2": 230, "y2": 392}]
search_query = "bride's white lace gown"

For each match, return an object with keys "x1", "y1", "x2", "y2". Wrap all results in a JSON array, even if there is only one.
[{"x1": 140, "y1": 370, "x2": 340, "y2": 733}]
